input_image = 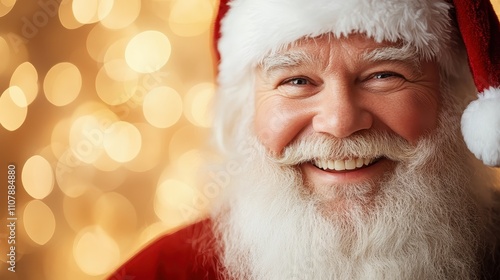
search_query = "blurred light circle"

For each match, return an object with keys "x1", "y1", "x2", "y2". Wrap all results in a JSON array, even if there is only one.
[
  {"x1": 154, "y1": 179, "x2": 196, "y2": 226},
  {"x1": 56, "y1": 151, "x2": 89, "y2": 198},
  {"x1": 73, "y1": 226, "x2": 120, "y2": 276},
  {"x1": 69, "y1": 115, "x2": 105, "y2": 164},
  {"x1": 143, "y1": 86, "x2": 182, "y2": 128},
  {"x1": 169, "y1": 0, "x2": 215, "y2": 37},
  {"x1": 125, "y1": 30, "x2": 171, "y2": 73},
  {"x1": 10, "y1": 62, "x2": 38, "y2": 105},
  {"x1": 100, "y1": 0, "x2": 140, "y2": 29},
  {"x1": 6, "y1": 85, "x2": 27, "y2": 107},
  {"x1": 0, "y1": 36, "x2": 10, "y2": 73},
  {"x1": 103, "y1": 121, "x2": 142, "y2": 163},
  {"x1": 97, "y1": 0, "x2": 114, "y2": 20},
  {"x1": 175, "y1": 149, "x2": 204, "y2": 182},
  {"x1": 62, "y1": 189, "x2": 102, "y2": 233},
  {"x1": 44, "y1": 62, "x2": 82, "y2": 106},
  {"x1": 92, "y1": 152, "x2": 122, "y2": 172},
  {"x1": 124, "y1": 123, "x2": 163, "y2": 172},
  {"x1": 72, "y1": 0, "x2": 112, "y2": 24},
  {"x1": 23, "y1": 200, "x2": 56, "y2": 245},
  {"x1": 22, "y1": 155, "x2": 54, "y2": 199},
  {"x1": 95, "y1": 60, "x2": 138, "y2": 105},
  {"x1": 103, "y1": 57, "x2": 138, "y2": 82},
  {"x1": 184, "y1": 83, "x2": 215, "y2": 127},
  {"x1": 86, "y1": 24, "x2": 122, "y2": 62},
  {"x1": 93, "y1": 192, "x2": 137, "y2": 235},
  {"x1": 59, "y1": 0, "x2": 84, "y2": 29},
  {"x1": 0, "y1": 0, "x2": 16, "y2": 17},
  {"x1": 0, "y1": 86, "x2": 28, "y2": 131},
  {"x1": 102, "y1": 36, "x2": 129, "y2": 64}
]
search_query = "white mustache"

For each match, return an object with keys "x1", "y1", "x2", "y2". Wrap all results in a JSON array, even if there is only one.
[{"x1": 270, "y1": 130, "x2": 417, "y2": 166}]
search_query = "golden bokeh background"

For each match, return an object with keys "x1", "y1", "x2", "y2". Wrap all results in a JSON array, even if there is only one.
[
  {"x1": 0, "y1": 1, "x2": 499, "y2": 279},
  {"x1": 0, "y1": 0, "x2": 217, "y2": 279}
]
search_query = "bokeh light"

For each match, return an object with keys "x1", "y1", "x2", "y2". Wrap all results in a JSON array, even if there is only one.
[
  {"x1": 23, "y1": 200, "x2": 56, "y2": 245},
  {"x1": 93, "y1": 192, "x2": 137, "y2": 237},
  {"x1": 58, "y1": 0, "x2": 84, "y2": 29},
  {"x1": 22, "y1": 155, "x2": 54, "y2": 199},
  {"x1": 10, "y1": 62, "x2": 39, "y2": 105},
  {"x1": 43, "y1": 62, "x2": 82, "y2": 106},
  {"x1": 99, "y1": 0, "x2": 141, "y2": 29},
  {"x1": 125, "y1": 30, "x2": 171, "y2": 73},
  {"x1": 72, "y1": 0, "x2": 113, "y2": 24},
  {"x1": 69, "y1": 115, "x2": 106, "y2": 164},
  {"x1": 168, "y1": 0, "x2": 215, "y2": 37},
  {"x1": 95, "y1": 60, "x2": 139, "y2": 105},
  {"x1": 0, "y1": 36, "x2": 10, "y2": 72},
  {"x1": 143, "y1": 86, "x2": 183, "y2": 128},
  {"x1": 124, "y1": 122, "x2": 163, "y2": 172},
  {"x1": 0, "y1": 0, "x2": 16, "y2": 17},
  {"x1": 73, "y1": 226, "x2": 120, "y2": 276},
  {"x1": 102, "y1": 121, "x2": 142, "y2": 163},
  {"x1": 0, "y1": 86, "x2": 27, "y2": 131},
  {"x1": 184, "y1": 82, "x2": 215, "y2": 127},
  {"x1": 154, "y1": 179, "x2": 197, "y2": 228},
  {"x1": 56, "y1": 153, "x2": 98, "y2": 198}
]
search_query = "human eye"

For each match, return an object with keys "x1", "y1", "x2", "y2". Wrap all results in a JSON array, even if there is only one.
[
  {"x1": 371, "y1": 71, "x2": 405, "y2": 80},
  {"x1": 359, "y1": 70, "x2": 408, "y2": 93},
  {"x1": 280, "y1": 77, "x2": 311, "y2": 86},
  {"x1": 277, "y1": 76, "x2": 318, "y2": 97}
]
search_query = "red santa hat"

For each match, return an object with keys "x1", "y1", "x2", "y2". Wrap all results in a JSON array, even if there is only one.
[{"x1": 213, "y1": 0, "x2": 500, "y2": 167}]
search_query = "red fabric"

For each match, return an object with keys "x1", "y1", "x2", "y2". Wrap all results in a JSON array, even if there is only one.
[
  {"x1": 453, "y1": 0, "x2": 500, "y2": 92},
  {"x1": 213, "y1": 0, "x2": 230, "y2": 62},
  {"x1": 106, "y1": 219, "x2": 221, "y2": 280}
]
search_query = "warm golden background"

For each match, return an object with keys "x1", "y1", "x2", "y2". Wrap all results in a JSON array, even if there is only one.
[{"x1": 0, "y1": 1, "x2": 499, "y2": 280}]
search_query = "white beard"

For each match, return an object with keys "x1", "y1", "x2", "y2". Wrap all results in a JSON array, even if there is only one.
[{"x1": 211, "y1": 85, "x2": 499, "y2": 280}]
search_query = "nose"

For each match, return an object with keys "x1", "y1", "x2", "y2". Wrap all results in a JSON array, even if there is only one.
[{"x1": 312, "y1": 84, "x2": 373, "y2": 138}]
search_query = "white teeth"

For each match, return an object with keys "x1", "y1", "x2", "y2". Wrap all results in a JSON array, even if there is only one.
[
  {"x1": 345, "y1": 159, "x2": 356, "y2": 170},
  {"x1": 314, "y1": 157, "x2": 376, "y2": 171},
  {"x1": 334, "y1": 160, "x2": 345, "y2": 171}
]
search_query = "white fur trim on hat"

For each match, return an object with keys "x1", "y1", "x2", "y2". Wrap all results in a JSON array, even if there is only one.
[
  {"x1": 218, "y1": 0, "x2": 454, "y2": 89},
  {"x1": 461, "y1": 87, "x2": 500, "y2": 166}
]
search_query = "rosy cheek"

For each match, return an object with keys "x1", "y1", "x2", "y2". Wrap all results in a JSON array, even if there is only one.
[
  {"x1": 373, "y1": 96, "x2": 439, "y2": 143},
  {"x1": 254, "y1": 101, "x2": 311, "y2": 154}
]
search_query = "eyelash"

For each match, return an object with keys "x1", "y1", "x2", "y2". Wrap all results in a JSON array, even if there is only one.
[
  {"x1": 370, "y1": 72, "x2": 405, "y2": 80},
  {"x1": 280, "y1": 77, "x2": 312, "y2": 86},
  {"x1": 278, "y1": 71, "x2": 406, "y2": 88}
]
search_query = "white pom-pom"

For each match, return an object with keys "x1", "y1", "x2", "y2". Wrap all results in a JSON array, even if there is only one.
[{"x1": 461, "y1": 87, "x2": 500, "y2": 167}]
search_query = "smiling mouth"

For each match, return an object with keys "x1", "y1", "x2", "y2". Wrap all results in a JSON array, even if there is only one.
[{"x1": 312, "y1": 157, "x2": 381, "y2": 171}]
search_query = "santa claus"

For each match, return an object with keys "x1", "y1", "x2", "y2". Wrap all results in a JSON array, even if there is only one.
[{"x1": 109, "y1": 0, "x2": 500, "y2": 279}]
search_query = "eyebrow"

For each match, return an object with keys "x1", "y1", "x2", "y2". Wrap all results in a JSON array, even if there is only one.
[
  {"x1": 259, "y1": 44, "x2": 423, "y2": 75},
  {"x1": 361, "y1": 45, "x2": 421, "y2": 69},
  {"x1": 259, "y1": 50, "x2": 316, "y2": 74}
]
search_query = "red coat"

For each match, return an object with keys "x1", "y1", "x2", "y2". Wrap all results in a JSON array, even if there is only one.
[{"x1": 107, "y1": 219, "x2": 220, "y2": 280}]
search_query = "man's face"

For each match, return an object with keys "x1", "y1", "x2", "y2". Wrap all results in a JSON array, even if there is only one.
[{"x1": 253, "y1": 34, "x2": 441, "y2": 203}]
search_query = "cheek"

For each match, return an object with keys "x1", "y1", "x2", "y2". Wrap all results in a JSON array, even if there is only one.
[
  {"x1": 374, "y1": 92, "x2": 440, "y2": 143},
  {"x1": 254, "y1": 97, "x2": 311, "y2": 154}
]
